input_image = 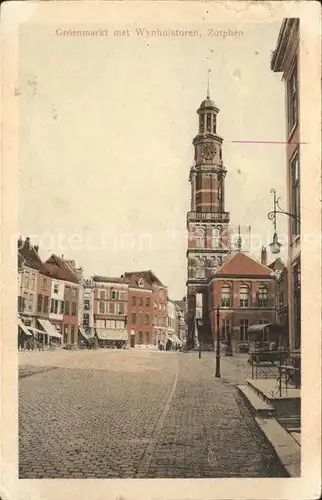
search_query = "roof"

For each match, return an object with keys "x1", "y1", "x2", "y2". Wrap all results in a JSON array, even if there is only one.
[
  {"x1": 92, "y1": 275, "x2": 124, "y2": 284},
  {"x1": 268, "y1": 258, "x2": 286, "y2": 271},
  {"x1": 18, "y1": 237, "x2": 43, "y2": 270},
  {"x1": 173, "y1": 300, "x2": 186, "y2": 312},
  {"x1": 214, "y1": 252, "x2": 275, "y2": 278},
  {"x1": 123, "y1": 270, "x2": 166, "y2": 288},
  {"x1": 39, "y1": 254, "x2": 79, "y2": 284},
  {"x1": 199, "y1": 98, "x2": 218, "y2": 110}
]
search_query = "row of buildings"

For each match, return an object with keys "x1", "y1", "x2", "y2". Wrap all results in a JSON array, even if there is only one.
[
  {"x1": 185, "y1": 18, "x2": 301, "y2": 371},
  {"x1": 18, "y1": 236, "x2": 187, "y2": 349}
]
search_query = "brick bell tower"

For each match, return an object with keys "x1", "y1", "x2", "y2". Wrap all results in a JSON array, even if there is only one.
[{"x1": 186, "y1": 81, "x2": 231, "y2": 349}]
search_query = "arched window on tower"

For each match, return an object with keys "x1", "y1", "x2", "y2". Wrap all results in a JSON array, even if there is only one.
[
  {"x1": 239, "y1": 285, "x2": 250, "y2": 308},
  {"x1": 221, "y1": 284, "x2": 232, "y2": 308},
  {"x1": 206, "y1": 114, "x2": 211, "y2": 132},
  {"x1": 213, "y1": 115, "x2": 216, "y2": 133},
  {"x1": 211, "y1": 227, "x2": 221, "y2": 249},
  {"x1": 199, "y1": 115, "x2": 205, "y2": 133},
  {"x1": 196, "y1": 229, "x2": 205, "y2": 248}
]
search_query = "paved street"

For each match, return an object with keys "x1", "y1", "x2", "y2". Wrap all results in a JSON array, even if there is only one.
[{"x1": 19, "y1": 349, "x2": 287, "y2": 478}]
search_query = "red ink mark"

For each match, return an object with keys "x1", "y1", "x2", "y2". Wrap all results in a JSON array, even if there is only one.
[{"x1": 230, "y1": 140, "x2": 308, "y2": 145}]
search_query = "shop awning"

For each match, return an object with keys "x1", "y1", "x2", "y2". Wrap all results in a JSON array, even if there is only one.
[
  {"x1": 28, "y1": 327, "x2": 47, "y2": 335},
  {"x1": 18, "y1": 319, "x2": 32, "y2": 336},
  {"x1": 167, "y1": 334, "x2": 181, "y2": 344},
  {"x1": 37, "y1": 319, "x2": 62, "y2": 338},
  {"x1": 79, "y1": 326, "x2": 92, "y2": 340},
  {"x1": 96, "y1": 329, "x2": 128, "y2": 341}
]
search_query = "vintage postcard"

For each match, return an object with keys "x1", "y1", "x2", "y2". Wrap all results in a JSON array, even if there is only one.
[{"x1": 1, "y1": 1, "x2": 321, "y2": 500}]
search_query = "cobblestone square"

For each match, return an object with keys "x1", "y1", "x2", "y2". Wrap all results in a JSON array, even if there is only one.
[{"x1": 19, "y1": 349, "x2": 288, "y2": 478}]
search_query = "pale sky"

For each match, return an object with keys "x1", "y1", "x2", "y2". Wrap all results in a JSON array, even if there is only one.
[{"x1": 19, "y1": 21, "x2": 288, "y2": 299}]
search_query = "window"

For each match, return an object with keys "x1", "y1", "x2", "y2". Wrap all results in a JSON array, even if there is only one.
[
  {"x1": 100, "y1": 290, "x2": 105, "y2": 300},
  {"x1": 196, "y1": 233, "x2": 205, "y2": 248},
  {"x1": 138, "y1": 331, "x2": 143, "y2": 345},
  {"x1": 206, "y1": 114, "x2": 211, "y2": 132},
  {"x1": 239, "y1": 285, "x2": 250, "y2": 308},
  {"x1": 221, "y1": 285, "x2": 231, "y2": 308},
  {"x1": 287, "y1": 62, "x2": 298, "y2": 133},
  {"x1": 212, "y1": 227, "x2": 221, "y2": 249},
  {"x1": 83, "y1": 313, "x2": 89, "y2": 325},
  {"x1": 99, "y1": 301, "x2": 105, "y2": 314},
  {"x1": 96, "y1": 319, "x2": 105, "y2": 329},
  {"x1": 139, "y1": 297, "x2": 144, "y2": 307},
  {"x1": 54, "y1": 300, "x2": 59, "y2": 314},
  {"x1": 60, "y1": 301, "x2": 64, "y2": 314},
  {"x1": 71, "y1": 326, "x2": 75, "y2": 344},
  {"x1": 71, "y1": 302, "x2": 77, "y2": 316},
  {"x1": 84, "y1": 299, "x2": 90, "y2": 310},
  {"x1": 43, "y1": 296, "x2": 49, "y2": 313},
  {"x1": 146, "y1": 297, "x2": 150, "y2": 307},
  {"x1": 54, "y1": 283, "x2": 59, "y2": 294},
  {"x1": 118, "y1": 302, "x2": 125, "y2": 314},
  {"x1": 196, "y1": 267, "x2": 205, "y2": 279},
  {"x1": 65, "y1": 301, "x2": 70, "y2": 315},
  {"x1": 145, "y1": 314, "x2": 150, "y2": 325},
  {"x1": 50, "y1": 298, "x2": 55, "y2": 313},
  {"x1": 258, "y1": 285, "x2": 268, "y2": 307},
  {"x1": 291, "y1": 152, "x2": 300, "y2": 237},
  {"x1": 111, "y1": 290, "x2": 117, "y2": 300},
  {"x1": 222, "y1": 319, "x2": 230, "y2": 340},
  {"x1": 146, "y1": 332, "x2": 150, "y2": 344},
  {"x1": 240, "y1": 319, "x2": 249, "y2": 341},
  {"x1": 153, "y1": 301, "x2": 157, "y2": 310},
  {"x1": 116, "y1": 320, "x2": 124, "y2": 329},
  {"x1": 131, "y1": 312, "x2": 137, "y2": 324},
  {"x1": 42, "y1": 277, "x2": 47, "y2": 289},
  {"x1": 119, "y1": 291, "x2": 125, "y2": 301},
  {"x1": 108, "y1": 302, "x2": 115, "y2": 314},
  {"x1": 37, "y1": 294, "x2": 43, "y2": 313},
  {"x1": 258, "y1": 320, "x2": 268, "y2": 325},
  {"x1": 132, "y1": 296, "x2": 137, "y2": 306}
]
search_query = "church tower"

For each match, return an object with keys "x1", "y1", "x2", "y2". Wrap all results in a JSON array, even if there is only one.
[{"x1": 186, "y1": 82, "x2": 231, "y2": 348}]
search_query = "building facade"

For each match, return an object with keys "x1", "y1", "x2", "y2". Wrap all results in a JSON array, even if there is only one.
[
  {"x1": 271, "y1": 19, "x2": 301, "y2": 361},
  {"x1": 208, "y1": 252, "x2": 276, "y2": 351},
  {"x1": 186, "y1": 92, "x2": 232, "y2": 349},
  {"x1": 93, "y1": 277, "x2": 128, "y2": 347},
  {"x1": 123, "y1": 270, "x2": 168, "y2": 348}
]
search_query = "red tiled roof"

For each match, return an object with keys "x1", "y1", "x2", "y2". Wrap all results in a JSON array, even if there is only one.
[
  {"x1": 215, "y1": 252, "x2": 275, "y2": 277},
  {"x1": 39, "y1": 255, "x2": 79, "y2": 284},
  {"x1": 93, "y1": 276, "x2": 124, "y2": 284}
]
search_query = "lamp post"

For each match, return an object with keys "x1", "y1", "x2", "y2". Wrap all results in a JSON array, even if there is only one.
[
  {"x1": 196, "y1": 318, "x2": 203, "y2": 359},
  {"x1": 215, "y1": 306, "x2": 221, "y2": 378},
  {"x1": 267, "y1": 189, "x2": 301, "y2": 254}
]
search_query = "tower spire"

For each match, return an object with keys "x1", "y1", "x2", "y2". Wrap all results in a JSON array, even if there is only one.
[
  {"x1": 207, "y1": 69, "x2": 211, "y2": 99},
  {"x1": 237, "y1": 225, "x2": 242, "y2": 251}
]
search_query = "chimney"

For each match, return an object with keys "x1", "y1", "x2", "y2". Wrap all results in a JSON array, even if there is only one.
[
  {"x1": 261, "y1": 246, "x2": 267, "y2": 266},
  {"x1": 34, "y1": 245, "x2": 39, "y2": 253},
  {"x1": 25, "y1": 237, "x2": 30, "y2": 249}
]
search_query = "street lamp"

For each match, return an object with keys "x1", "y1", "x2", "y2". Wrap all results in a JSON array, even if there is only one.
[
  {"x1": 267, "y1": 188, "x2": 301, "y2": 254},
  {"x1": 215, "y1": 306, "x2": 221, "y2": 378}
]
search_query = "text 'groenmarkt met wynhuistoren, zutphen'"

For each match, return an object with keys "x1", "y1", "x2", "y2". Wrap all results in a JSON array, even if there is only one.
[{"x1": 55, "y1": 27, "x2": 244, "y2": 38}]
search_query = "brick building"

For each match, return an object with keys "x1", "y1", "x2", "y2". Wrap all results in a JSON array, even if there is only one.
[
  {"x1": 17, "y1": 236, "x2": 43, "y2": 346},
  {"x1": 271, "y1": 18, "x2": 301, "y2": 363},
  {"x1": 93, "y1": 276, "x2": 128, "y2": 347},
  {"x1": 123, "y1": 271, "x2": 168, "y2": 348},
  {"x1": 40, "y1": 254, "x2": 80, "y2": 347},
  {"x1": 208, "y1": 252, "x2": 276, "y2": 351}
]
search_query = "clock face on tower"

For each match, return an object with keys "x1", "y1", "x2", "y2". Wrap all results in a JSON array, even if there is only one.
[{"x1": 200, "y1": 143, "x2": 216, "y2": 160}]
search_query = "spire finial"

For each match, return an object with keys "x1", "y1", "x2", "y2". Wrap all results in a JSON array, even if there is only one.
[
  {"x1": 237, "y1": 225, "x2": 242, "y2": 252},
  {"x1": 207, "y1": 69, "x2": 211, "y2": 99}
]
